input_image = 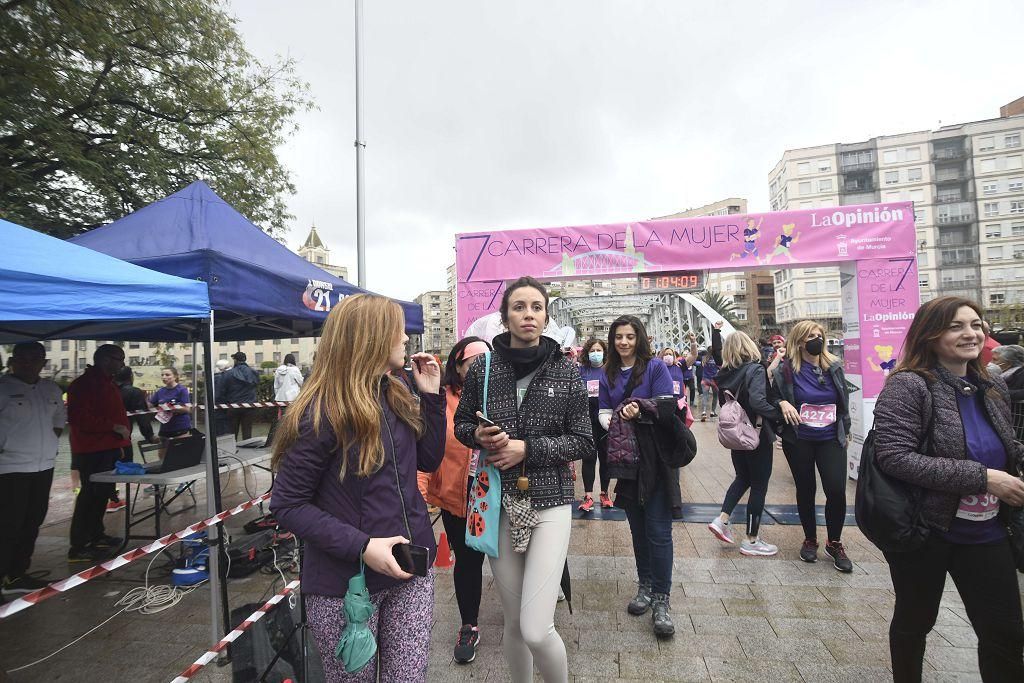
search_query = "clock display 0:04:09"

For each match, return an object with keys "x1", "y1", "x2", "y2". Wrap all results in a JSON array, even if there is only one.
[{"x1": 640, "y1": 274, "x2": 702, "y2": 291}]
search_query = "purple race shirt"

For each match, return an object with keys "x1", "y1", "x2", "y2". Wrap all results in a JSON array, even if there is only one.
[{"x1": 792, "y1": 363, "x2": 839, "y2": 441}]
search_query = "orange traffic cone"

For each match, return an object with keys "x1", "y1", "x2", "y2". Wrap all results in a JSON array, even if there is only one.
[{"x1": 434, "y1": 532, "x2": 454, "y2": 569}]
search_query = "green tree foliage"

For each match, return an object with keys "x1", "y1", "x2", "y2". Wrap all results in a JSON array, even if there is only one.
[
  {"x1": 698, "y1": 289, "x2": 741, "y2": 327},
  {"x1": 0, "y1": 0, "x2": 312, "y2": 236}
]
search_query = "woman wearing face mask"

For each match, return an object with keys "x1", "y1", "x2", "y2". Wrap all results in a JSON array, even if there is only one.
[
  {"x1": 599, "y1": 316, "x2": 677, "y2": 638},
  {"x1": 772, "y1": 321, "x2": 853, "y2": 571},
  {"x1": 454, "y1": 276, "x2": 592, "y2": 683},
  {"x1": 700, "y1": 346, "x2": 720, "y2": 421},
  {"x1": 578, "y1": 338, "x2": 612, "y2": 512},
  {"x1": 873, "y1": 297, "x2": 1024, "y2": 682},
  {"x1": 661, "y1": 333, "x2": 697, "y2": 405}
]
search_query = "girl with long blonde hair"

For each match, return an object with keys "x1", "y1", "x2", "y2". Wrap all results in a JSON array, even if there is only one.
[
  {"x1": 270, "y1": 295, "x2": 445, "y2": 682},
  {"x1": 772, "y1": 320, "x2": 853, "y2": 571}
]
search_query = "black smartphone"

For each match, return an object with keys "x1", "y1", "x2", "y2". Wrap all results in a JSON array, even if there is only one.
[
  {"x1": 392, "y1": 543, "x2": 429, "y2": 577},
  {"x1": 477, "y1": 415, "x2": 499, "y2": 429}
]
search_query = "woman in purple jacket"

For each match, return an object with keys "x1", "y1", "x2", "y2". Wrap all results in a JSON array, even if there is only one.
[{"x1": 270, "y1": 295, "x2": 445, "y2": 682}]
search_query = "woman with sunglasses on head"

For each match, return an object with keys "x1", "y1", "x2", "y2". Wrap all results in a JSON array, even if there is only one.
[
  {"x1": 771, "y1": 321, "x2": 853, "y2": 571},
  {"x1": 578, "y1": 338, "x2": 612, "y2": 513},
  {"x1": 599, "y1": 315, "x2": 677, "y2": 638},
  {"x1": 425, "y1": 336, "x2": 491, "y2": 665},
  {"x1": 454, "y1": 277, "x2": 592, "y2": 683},
  {"x1": 873, "y1": 296, "x2": 1024, "y2": 682}
]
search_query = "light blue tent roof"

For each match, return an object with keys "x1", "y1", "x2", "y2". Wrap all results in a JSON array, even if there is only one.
[{"x1": 0, "y1": 218, "x2": 211, "y2": 342}]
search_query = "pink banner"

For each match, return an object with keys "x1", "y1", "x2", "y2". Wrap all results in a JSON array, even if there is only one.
[
  {"x1": 854, "y1": 257, "x2": 920, "y2": 398},
  {"x1": 456, "y1": 202, "x2": 915, "y2": 335}
]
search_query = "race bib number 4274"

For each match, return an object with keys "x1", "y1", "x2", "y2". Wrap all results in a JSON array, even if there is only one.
[{"x1": 799, "y1": 403, "x2": 837, "y2": 429}]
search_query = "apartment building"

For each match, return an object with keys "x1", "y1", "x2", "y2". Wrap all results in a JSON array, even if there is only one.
[
  {"x1": 41, "y1": 225, "x2": 350, "y2": 381},
  {"x1": 768, "y1": 102, "x2": 1024, "y2": 330},
  {"x1": 414, "y1": 290, "x2": 454, "y2": 356}
]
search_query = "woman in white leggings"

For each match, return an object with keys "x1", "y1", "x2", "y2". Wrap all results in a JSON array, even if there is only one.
[{"x1": 454, "y1": 277, "x2": 594, "y2": 682}]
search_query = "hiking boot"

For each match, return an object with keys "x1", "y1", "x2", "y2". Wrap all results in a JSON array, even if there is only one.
[
  {"x1": 627, "y1": 580, "x2": 652, "y2": 615},
  {"x1": 650, "y1": 593, "x2": 675, "y2": 638},
  {"x1": 453, "y1": 625, "x2": 479, "y2": 664},
  {"x1": 739, "y1": 539, "x2": 779, "y2": 557},
  {"x1": 599, "y1": 492, "x2": 613, "y2": 508},
  {"x1": 825, "y1": 540, "x2": 854, "y2": 573},
  {"x1": 707, "y1": 517, "x2": 734, "y2": 544},
  {"x1": 2, "y1": 574, "x2": 51, "y2": 596},
  {"x1": 578, "y1": 495, "x2": 594, "y2": 513},
  {"x1": 799, "y1": 538, "x2": 819, "y2": 563}
]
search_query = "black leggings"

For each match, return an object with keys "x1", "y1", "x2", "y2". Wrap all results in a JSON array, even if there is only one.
[
  {"x1": 781, "y1": 438, "x2": 848, "y2": 542},
  {"x1": 685, "y1": 378, "x2": 696, "y2": 406},
  {"x1": 582, "y1": 431, "x2": 610, "y2": 494},
  {"x1": 440, "y1": 504, "x2": 486, "y2": 627},
  {"x1": 885, "y1": 537, "x2": 1024, "y2": 682},
  {"x1": 721, "y1": 437, "x2": 774, "y2": 537}
]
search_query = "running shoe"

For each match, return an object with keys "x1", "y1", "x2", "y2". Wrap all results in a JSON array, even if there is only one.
[
  {"x1": 1, "y1": 574, "x2": 50, "y2": 596},
  {"x1": 578, "y1": 495, "x2": 594, "y2": 513},
  {"x1": 67, "y1": 547, "x2": 106, "y2": 563},
  {"x1": 799, "y1": 538, "x2": 819, "y2": 563},
  {"x1": 90, "y1": 535, "x2": 123, "y2": 550},
  {"x1": 707, "y1": 517, "x2": 734, "y2": 544},
  {"x1": 825, "y1": 540, "x2": 854, "y2": 573},
  {"x1": 558, "y1": 587, "x2": 566, "y2": 602},
  {"x1": 599, "y1": 492, "x2": 613, "y2": 508},
  {"x1": 453, "y1": 625, "x2": 480, "y2": 664},
  {"x1": 709, "y1": 412, "x2": 717, "y2": 418},
  {"x1": 73, "y1": 486, "x2": 81, "y2": 496},
  {"x1": 700, "y1": 413, "x2": 707, "y2": 422},
  {"x1": 740, "y1": 539, "x2": 779, "y2": 557},
  {"x1": 105, "y1": 499, "x2": 126, "y2": 513}
]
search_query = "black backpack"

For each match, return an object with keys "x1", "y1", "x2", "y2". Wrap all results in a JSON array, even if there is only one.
[{"x1": 854, "y1": 391, "x2": 934, "y2": 553}]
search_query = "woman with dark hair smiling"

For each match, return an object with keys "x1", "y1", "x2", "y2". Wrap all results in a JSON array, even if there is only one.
[
  {"x1": 598, "y1": 315, "x2": 676, "y2": 638},
  {"x1": 426, "y1": 336, "x2": 491, "y2": 664},
  {"x1": 874, "y1": 296, "x2": 1024, "y2": 682},
  {"x1": 454, "y1": 276, "x2": 592, "y2": 683}
]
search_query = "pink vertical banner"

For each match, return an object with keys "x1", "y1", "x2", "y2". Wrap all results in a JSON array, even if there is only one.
[{"x1": 854, "y1": 257, "x2": 919, "y2": 398}]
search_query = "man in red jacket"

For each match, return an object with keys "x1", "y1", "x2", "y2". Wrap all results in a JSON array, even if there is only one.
[{"x1": 67, "y1": 344, "x2": 130, "y2": 561}]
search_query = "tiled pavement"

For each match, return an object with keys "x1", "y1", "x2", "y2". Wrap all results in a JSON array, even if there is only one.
[{"x1": 2, "y1": 421, "x2": 1021, "y2": 682}]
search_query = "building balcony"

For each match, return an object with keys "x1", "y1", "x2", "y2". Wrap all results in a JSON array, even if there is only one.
[
  {"x1": 936, "y1": 194, "x2": 972, "y2": 204},
  {"x1": 935, "y1": 213, "x2": 975, "y2": 226},
  {"x1": 840, "y1": 162, "x2": 876, "y2": 174},
  {"x1": 934, "y1": 171, "x2": 971, "y2": 184},
  {"x1": 932, "y1": 148, "x2": 968, "y2": 161},
  {"x1": 842, "y1": 181, "x2": 875, "y2": 193},
  {"x1": 939, "y1": 254, "x2": 978, "y2": 267}
]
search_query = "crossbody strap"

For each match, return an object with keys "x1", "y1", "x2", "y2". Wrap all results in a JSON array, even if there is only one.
[{"x1": 482, "y1": 351, "x2": 491, "y2": 420}]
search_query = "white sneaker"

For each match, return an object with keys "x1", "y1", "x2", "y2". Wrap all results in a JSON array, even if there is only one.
[
  {"x1": 740, "y1": 539, "x2": 779, "y2": 557},
  {"x1": 707, "y1": 517, "x2": 734, "y2": 544},
  {"x1": 557, "y1": 587, "x2": 566, "y2": 602}
]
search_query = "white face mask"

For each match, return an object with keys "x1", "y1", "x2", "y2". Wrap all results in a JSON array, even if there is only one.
[{"x1": 663, "y1": 355, "x2": 675, "y2": 364}]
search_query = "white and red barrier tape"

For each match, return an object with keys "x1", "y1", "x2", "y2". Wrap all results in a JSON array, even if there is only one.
[
  {"x1": 0, "y1": 492, "x2": 273, "y2": 620},
  {"x1": 126, "y1": 401, "x2": 292, "y2": 416},
  {"x1": 170, "y1": 579, "x2": 301, "y2": 683}
]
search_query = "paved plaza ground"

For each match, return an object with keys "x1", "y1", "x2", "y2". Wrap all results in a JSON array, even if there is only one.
[{"x1": 1, "y1": 420, "x2": 1021, "y2": 682}]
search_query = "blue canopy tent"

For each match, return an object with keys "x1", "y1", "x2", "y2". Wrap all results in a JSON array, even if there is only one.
[
  {"x1": 0, "y1": 218, "x2": 210, "y2": 342},
  {"x1": 69, "y1": 180, "x2": 423, "y2": 339}
]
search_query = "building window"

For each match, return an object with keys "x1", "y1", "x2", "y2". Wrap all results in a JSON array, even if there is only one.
[
  {"x1": 882, "y1": 150, "x2": 898, "y2": 164},
  {"x1": 988, "y1": 246, "x2": 1004, "y2": 261},
  {"x1": 918, "y1": 252, "x2": 929, "y2": 267},
  {"x1": 991, "y1": 293, "x2": 1005, "y2": 305},
  {"x1": 1015, "y1": 244, "x2": 1024, "y2": 260},
  {"x1": 128, "y1": 341, "x2": 139, "y2": 349},
  {"x1": 1011, "y1": 200, "x2": 1024, "y2": 215},
  {"x1": 219, "y1": 353, "x2": 228, "y2": 361},
  {"x1": 255, "y1": 353, "x2": 264, "y2": 364},
  {"x1": 220, "y1": 341, "x2": 228, "y2": 347},
  {"x1": 906, "y1": 167, "x2": 922, "y2": 182},
  {"x1": 985, "y1": 202, "x2": 1000, "y2": 217},
  {"x1": 984, "y1": 183, "x2": 998, "y2": 195},
  {"x1": 273, "y1": 352, "x2": 281, "y2": 363},
  {"x1": 986, "y1": 224, "x2": 1003, "y2": 238},
  {"x1": 60, "y1": 340, "x2": 68, "y2": 351},
  {"x1": 919, "y1": 276, "x2": 929, "y2": 289},
  {"x1": 183, "y1": 354, "x2": 192, "y2": 364},
  {"x1": 914, "y1": 209, "x2": 925, "y2": 224},
  {"x1": 825, "y1": 280, "x2": 838, "y2": 293},
  {"x1": 818, "y1": 159, "x2": 831, "y2": 172},
  {"x1": 981, "y1": 158, "x2": 997, "y2": 173},
  {"x1": 884, "y1": 171, "x2": 899, "y2": 185},
  {"x1": 1012, "y1": 223, "x2": 1024, "y2": 237},
  {"x1": 910, "y1": 189, "x2": 925, "y2": 203},
  {"x1": 1009, "y1": 178, "x2": 1023, "y2": 192},
  {"x1": 273, "y1": 338, "x2": 281, "y2": 345},
  {"x1": 905, "y1": 147, "x2": 921, "y2": 161},
  {"x1": 1006, "y1": 133, "x2": 1022, "y2": 148},
  {"x1": 978, "y1": 136, "x2": 995, "y2": 152},
  {"x1": 806, "y1": 282, "x2": 818, "y2": 295},
  {"x1": 798, "y1": 181, "x2": 811, "y2": 195},
  {"x1": 818, "y1": 179, "x2": 833, "y2": 192},
  {"x1": 797, "y1": 162, "x2": 811, "y2": 175},
  {"x1": 1009, "y1": 156, "x2": 1024, "y2": 170},
  {"x1": 992, "y1": 268, "x2": 1006, "y2": 281}
]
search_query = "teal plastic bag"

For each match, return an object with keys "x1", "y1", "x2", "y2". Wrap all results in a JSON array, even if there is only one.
[
  {"x1": 335, "y1": 558, "x2": 377, "y2": 673},
  {"x1": 465, "y1": 351, "x2": 501, "y2": 557}
]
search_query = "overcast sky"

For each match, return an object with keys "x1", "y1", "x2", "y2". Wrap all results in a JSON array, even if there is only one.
[{"x1": 229, "y1": 0, "x2": 1024, "y2": 302}]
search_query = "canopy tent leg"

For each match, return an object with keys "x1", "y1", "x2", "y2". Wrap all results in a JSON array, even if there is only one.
[{"x1": 199, "y1": 313, "x2": 231, "y2": 647}]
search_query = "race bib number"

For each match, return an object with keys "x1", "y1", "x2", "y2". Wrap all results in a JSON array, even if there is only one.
[
  {"x1": 672, "y1": 381, "x2": 681, "y2": 395},
  {"x1": 586, "y1": 380, "x2": 600, "y2": 398},
  {"x1": 799, "y1": 403, "x2": 837, "y2": 429},
  {"x1": 155, "y1": 410, "x2": 172, "y2": 424},
  {"x1": 955, "y1": 492, "x2": 1000, "y2": 522}
]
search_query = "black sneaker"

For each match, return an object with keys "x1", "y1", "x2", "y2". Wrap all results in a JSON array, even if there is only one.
[
  {"x1": 627, "y1": 580, "x2": 652, "y2": 616},
  {"x1": 453, "y1": 625, "x2": 479, "y2": 664},
  {"x1": 799, "y1": 538, "x2": 819, "y2": 563},
  {"x1": 2, "y1": 574, "x2": 51, "y2": 596},
  {"x1": 825, "y1": 540, "x2": 853, "y2": 573},
  {"x1": 650, "y1": 593, "x2": 675, "y2": 638},
  {"x1": 68, "y1": 546, "x2": 106, "y2": 563},
  {"x1": 90, "y1": 535, "x2": 123, "y2": 550}
]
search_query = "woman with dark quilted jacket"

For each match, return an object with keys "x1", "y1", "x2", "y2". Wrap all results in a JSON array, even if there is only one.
[
  {"x1": 873, "y1": 296, "x2": 1024, "y2": 682},
  {"x1": 454, "y1": 276, "x2": 592, "y2": 683}
]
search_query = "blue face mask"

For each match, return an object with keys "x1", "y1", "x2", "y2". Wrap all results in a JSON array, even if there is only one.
[{"x1": 588, "y1": 351, "x2": 604, "y2": 365}]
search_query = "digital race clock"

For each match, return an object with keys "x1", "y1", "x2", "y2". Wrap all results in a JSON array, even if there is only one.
[{"x1": 637, "y1": 270, "x2": 707, "y2": 294}]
